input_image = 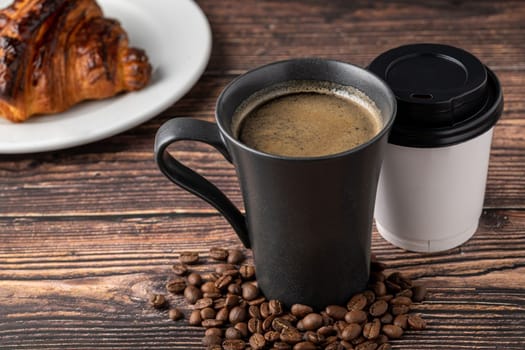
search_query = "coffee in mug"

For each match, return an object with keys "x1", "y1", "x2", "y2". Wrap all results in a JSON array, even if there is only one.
[{"x1": 231, "y1": 81, "x2": 382, "y2": 157}]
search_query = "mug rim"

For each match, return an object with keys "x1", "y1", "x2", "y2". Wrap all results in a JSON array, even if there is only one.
[{"x1": 215, "y1": 58, "x2": 397, "y2": 161}]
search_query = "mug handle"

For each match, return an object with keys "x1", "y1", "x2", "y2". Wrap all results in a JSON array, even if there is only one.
[{"x1": 154, "y1": 118, "x2": 250, "y2": 248}]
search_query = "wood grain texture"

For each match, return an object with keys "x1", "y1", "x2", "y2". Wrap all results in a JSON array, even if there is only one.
[
  {"x1": 0, "y1": 211, "x2": 524, "y2": 349},
  {"x1": 0, "y1": 0, "x2": 524, "y2": 349}
]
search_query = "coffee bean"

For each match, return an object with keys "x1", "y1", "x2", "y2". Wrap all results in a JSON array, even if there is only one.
[
  {"x1": 355, "y1": 340, "x2": 378, "y2": 350},
  {"x1": 203, "y1": 334, "x2": 222, "y2": 346},
  {"x1": 248, "y1": 317, "x2": 264, "y2": 334},
  {"x1": 407, "y1": 314, "x2": 427, "y2": 330},
  {"x1": 377, "y1": 343, "x2": 392, "y2": 350},
  {"x1": 325, "y1": 341, "x2": 344, "y2": 350},
  {"x1": 301, "y1": 313, "x2": 323, "y2": 331},
  {"x1": 201, "y1": 281, "x2": 220, "y2": 294},
  {"x1": 377, "y1": 294, "x2": 393, "y2": 303},
  {"x1": 234, "y1": 322, "x2": 249, "y2": 337},
  {"x1": 224, "y1": 269, "x2": 241, "y2": 277},
  {"x1": 242, "y1": 283, "x2": 259, "y2": 301},
  {"x1": 215, "y1": 274, "x2": 233, "y2": 290},
  {"x1": 384, "y1": 280, "x2": 401, "y2": 294},
  {"x1": 260, "y1": 302, "x2": 270, "y2": 318},
  {"x1": 227, "y1": 249, "x2": 245, "y2": 265},
  {"x1": 369, "y1": 300, "x2": 388, "y2": 317},
  {"x1": 249, "y1": 304, "x2": 261, "y2": 319},
  {"x1": 228, "y1": 283, "x2": 242, "y2": 295},
  {"x1": 334, "y1": 320, "x2": 347, "y2": 334},
  {"x1": 203, "y1": 292, "x2": 222, "y2": 299},
  {"x1": 393, "y1": 314, "x2": 408, "y2": 329},
  {"x1": 166, "y1": 278, "x2": 186, "y2": 294},
  {"x1": 213, "y1": 297, "x2": 226, "y2": 309},
  {"x1": 371, "y1": 281, "x2": 387, "y2": 297},
  {"x1": 387, "y1": 272, "x2": 412, "y2": 290},
  {"x1": 363, "y1": 290, "x2": 376, "y2": 305},
  {"x1": 210, "y1": 247, "x2": 229, "y2": 261},
  {"x1": 206, "y1": 327, "x2": 223, "y2": 338},
  {"x1": 281, "y1": 313, "x2": 298, "y2": 323},
  {"x1": 280, "y1": 328, "x2": 303, "y2": 344},
  {"x1": 274, "y1": 341, "x2": 293, "y2": 349},
  {"x1": 293, "y1": 341, "x2": 317, "y2": 349},
  {"x1": 222, "y1": 339, "x2": 246, "y2": 350},
  {"x1": 341, "y1": 323, "x2": 362, "y2": 341},
  {"x1": 194, "y1": 297, "x2": 214, "y2": 309},
  {"x1": 382, "y1": 324, "x2": 403, "y2": 339},
  {"x1": 272, "y1": 317, "x2": 293, "y2": 332},
  {"x1": 216, "y1": 264, "x2": 236, "y2": 274},
  {"x1": 380, "y1": 312, "x2": 393, "y2": 324},
  {"x1": 325, "y1": 305, "x2": 348, "y2": 320},
  {"x1": 340, "y1": 340, "x2": 354, "y2": 349},
  {"x1": 317, "y1": 325, "x2": 336, "y2": 337},
  {"x1": 262, "y1": 314, "x2": 277, "y2": 331},
  {"x1": 345, "y1": 310, "x2": 367, "y2": 324},
  {"x1": 168, "y1": 308, "x2": 183, "y2": 321},
  {"x1": 376, "y1": 334, "x2": 389, "y2": 344},
  {"x1": 189, "y1": 309, "x2": 202, "y2": 326},
  {"x1": 187, "y1": 272, "x2": 202, "y2": 286},
  {"x1": 207, "y1": 345, "x2": 222, "y2": 350},
  {"x1": 229, "y1": 305, "x2": 247, "y2": 325},
  {"x1": 179, "y1": 251, "x2": 199, "y2": 265},
  {"x1": 363, "y1": 318, "x2": 381, "y2": 340},
  {"x1": 184, "y1": 285, "x2": 202, "y2": 304},
  {"x1": 291, "y1": 304, "x2": 314, "y2": 318},
  {"x1": 351, "y1": 335, "x2": 367, "y2": 346},
  {"x1": 269, "y1": 299, "x2": 284, "y2": 315},
  {"x1": 265, "y1": 330, "x2": 281, "y2": 342},
  {"x1": 390, "y1": 296, "x2": 412, "y2": 306},
  {"x1": 225, "y1": 294, "x2": 241, "y2": 308},
  {"x1": 347, "y1": 294, "x2": 368, "y2": 311},
  {"x1": 303, "y1": 330, "x2": 324, "y2": 344},
  {"x1": 239, "y1": 265, "x2": 256, "y2": 280},
  {"x1": 396, "y1": 288, "x2": 413, "y2": 299},
  {"x1": 149, "y1": 294, "x2": 168, "y2": 309},
  {"x1": 324, "y1": 335, "x2": 339, "y2": 345},
  {"x1": 411, "y1": 284, "x2": 427, "y2": 302},
  {"x1": 216, "y1": 307, "x2": 229, "y2": 322},
  {"x1": 250, "y1": 333, "x2": 266, "y2": 349},
  {"x1": 201, "y1": 307, "x2": 217, "y2": 320},
  {"x1": 391, "y1": 304, "x2": 410, "y2": 316},
  {"x1": 171, "y1": 263, "x2": 188, "y2": 276},
  {"x1": 225, "y1": 326, "x2": 242, "y2": 340}
]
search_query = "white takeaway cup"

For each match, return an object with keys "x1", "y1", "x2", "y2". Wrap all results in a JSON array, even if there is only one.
[{"x1": 368, "y1": 44, "x2": 504, "y2": 253}]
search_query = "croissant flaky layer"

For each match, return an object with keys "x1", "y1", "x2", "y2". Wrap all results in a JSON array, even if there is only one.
[{"x1": 0, "y1": 0, "x2": 152, "y2": 122}]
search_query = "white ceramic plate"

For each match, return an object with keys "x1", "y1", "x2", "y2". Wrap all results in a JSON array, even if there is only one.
[{"x1": 0, "y1": 0, "x2": 212, "y2": 154}]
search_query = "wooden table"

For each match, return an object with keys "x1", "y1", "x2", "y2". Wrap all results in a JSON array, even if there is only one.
[{"x1": 1, "y1": 1, "x2": 524, "y2": 349}]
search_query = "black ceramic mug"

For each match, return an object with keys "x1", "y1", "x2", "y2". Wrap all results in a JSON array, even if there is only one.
[{"x1": 154, "y1": 58, "x2": 396, "y2": 309}]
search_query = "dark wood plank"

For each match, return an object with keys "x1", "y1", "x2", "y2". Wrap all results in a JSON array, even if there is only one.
[
  {"x1": 0, "y1": 210, "x2": 524, "y2": 349},
  {"x1": 200, "y1": 0, "x2": 525, "y2": 73}
]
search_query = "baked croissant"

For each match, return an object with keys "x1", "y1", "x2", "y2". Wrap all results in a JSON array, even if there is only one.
[{"x1": 0, "y1": 0, "x2": 152, "y2": 122}]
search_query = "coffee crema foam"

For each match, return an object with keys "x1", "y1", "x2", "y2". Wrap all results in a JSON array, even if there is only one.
[{"x1": 231, "y1": 81, "x2": 383, "y2": 157}]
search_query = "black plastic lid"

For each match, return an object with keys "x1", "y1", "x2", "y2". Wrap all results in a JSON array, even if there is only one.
[{"x1": 368, "y1": 43, "x2": 503, "y2": 147}]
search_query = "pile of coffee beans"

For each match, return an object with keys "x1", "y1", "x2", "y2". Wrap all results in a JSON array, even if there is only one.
[{"x1": 150, "y1": 248, "x2": 427, "y2": 350}]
